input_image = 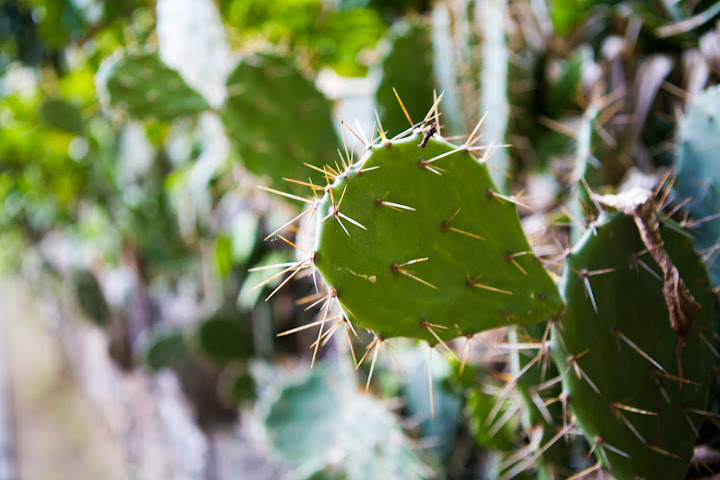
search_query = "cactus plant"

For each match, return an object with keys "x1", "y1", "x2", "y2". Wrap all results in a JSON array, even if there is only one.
[
  {"x1": 375, "y1": 19, "x2": 437, "y2": 136},
  {"x1": 508, "y1": 323, "x2": 580, "y2": 480},
  {"x1": 297, "y1": 127, "x2": 563, "y2": 344},
  {"x1": 674, "y1": 84, "x2": 720, "y2": 287},
  {"x1": 551, "y1": 210, "x2": 715, "y2": 480},
  {"x1": 97, "y1": 49, "x2": 210, "y2": 120},
  {"x1": 264, "y1": 364, "x2": 427, "y2": 480},
  {"x1": 221, "y1": 53, "x2": 339, "y2": 191}
]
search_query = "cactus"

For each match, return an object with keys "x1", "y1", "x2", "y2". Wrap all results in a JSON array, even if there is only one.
[
  {"x1": 551, "y1": 210, "x2": 715, "y2": 480},
  {"x1": 304, "y1": 129, "x2": 563, "y2": 343},
  {"x1": 264, "y1": 364, "x2": 427, "y2": 480},
  {"x1": 508, "y1": 323, "x2": 580, "y2": 480},
  {"x1": 674, "y1": 85, "x2": 720, "y2": 287},
  {"x1": 221, "y1": 53, "x2": 339, "y2": 191},
  {"x1": 375, "y1": 19, "x2": 437, "y2": 136},
  {"x1": 97, "y1": 49, "x2": 210, "y2": 120}
]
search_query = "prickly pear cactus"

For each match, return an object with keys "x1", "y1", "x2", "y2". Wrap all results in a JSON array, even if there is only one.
[
  {"x1": 310, "y1": 130, "x2": 563, "y2": 342},
  {"x1": 551, "y1": 212, "x2": 715, "y2": 480},
  {"x1": 264, "y1": 365, "x2": 427, "y2": 480},
  {"x1": 376, "y1": 19, "x2": 436, "y2": 135},
  {"x1": 509, "y1": 324, "x2": 578, "y2": 480},
  {"x1": 97, "y1": 49, "x2": 210, "y2": 120},
  {"x1": 674, "y1": 85, "x2": 720, "y2": 286},
  {"x1": 221, "y1": 53, "x2": 339, "y2": 190}
]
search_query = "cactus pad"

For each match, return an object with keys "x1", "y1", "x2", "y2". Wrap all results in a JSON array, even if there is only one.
[
  {"x1": 311, "y1": 131, "x2": 563, "y2": 342},
  {"x1": 221, "y1": 53, "x2": 339, "y2": 190},
  {"x1": 98, "y1": 49, "x2": 209, "y2": 120},
  {"x1": 551, "y1": 212, "x2": 715, "y2": 480},
  {"x1": 674, "y1": 85, "x2": 720, "y2": 287},
  {"x1": 376, "y1": 19, "x2": 436, "y2": 135},
  {"x1": 265, "y1": 365, "x2": 426, "y2": 480}
]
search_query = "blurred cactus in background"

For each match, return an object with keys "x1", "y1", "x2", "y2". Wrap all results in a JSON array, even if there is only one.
[{"x1": 2, "y1": 0, "x2": 720, "y2": 479}]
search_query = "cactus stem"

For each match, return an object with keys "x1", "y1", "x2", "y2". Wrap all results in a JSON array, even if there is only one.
[
  {"x1": 612, "y1": 329, "x2": 667, "y2": 372},
  {"x1": 393, "y1": 87, "x2": 415, "y2": 128}
]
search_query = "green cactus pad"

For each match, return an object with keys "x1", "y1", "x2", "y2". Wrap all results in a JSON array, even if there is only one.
[
  {"x1": 312, "y1": 132, "x2": 563, "y2": 342},
  {"x1": 265, "y1": 365, "x2": 426, "y2": 480},
  {"x1": 221, "y1": 53, "x2": 339, "y2": 191},
  {"x1": 551, "y1": 212, "x2": 715, "y2": 480},
  {"x1": 674, "y1": 85, "x2": 720, "y2": 287},
  {"x1": 510, "y1": 324, "x2": 578, "y2": 480},
  {"x1": 376, "y1": 19, "x2": 436, "y2": 135},
  {"x1": 98, "y1": 50, "x2": 209, "y2": 120}
]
